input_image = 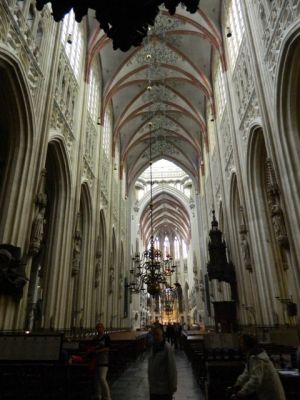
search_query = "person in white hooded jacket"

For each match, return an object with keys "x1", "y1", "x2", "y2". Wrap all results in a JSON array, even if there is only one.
[
  {"x1": 148, "y1": 325, "x2": 177, "y2": 400},
  {"x1": 230, "y1": 334, "x2": 286, "y2": 400}
]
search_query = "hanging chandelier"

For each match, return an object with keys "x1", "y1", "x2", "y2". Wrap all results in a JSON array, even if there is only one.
[
  {"x1": 128, "y1": 127, "x2": 177, "y2": 296},
  {"x1": 34, "y1": 1, "x2": 199, "y2": 52}
]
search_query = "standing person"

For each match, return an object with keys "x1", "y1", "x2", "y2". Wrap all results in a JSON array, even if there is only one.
[
  {"x1": 173, "y1": 323, "x2": 181, "y2": 350},
  {"x1": 148, "y1": 325, "x2": 177, "y2": 400},
  {"x1": 229, "y1": 334, "x2": 286, "y2": 400},
  {"x1": 166, "y1": 323, "x2": 175, "y2": 346},
  {"x1": 93, "y1": 323, "x2": 111, "y2": 400}
]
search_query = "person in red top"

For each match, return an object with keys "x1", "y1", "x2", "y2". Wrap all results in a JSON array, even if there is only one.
[{"x1": 93, "y1": 322, "x2": 111, "y2": 400}]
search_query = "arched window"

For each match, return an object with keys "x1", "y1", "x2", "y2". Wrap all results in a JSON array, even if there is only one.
[
  {"x1": 103, "y1": 109, "x2": 111, "y2": 158},
  {"x1": 214, "y1": 59, "x2": 227, "y2": 117},
  {"x1": 88, "y1": 67, "x2": 100, "y2": 123},
  {"x1": 174, "y1": 236, "x2": 180, "y2": 260},
  {"x1": 61, "y1": 10, "x2": 83, "y2": 78},
  {"x1": 155, "y1": 237, "x2": 160, "y2": 250},
  {"x1": 163, "y1": 236, "x2": 170, "y2": 258},
  {"x1": 182, "y1": 240, "x2": 188, "y2": 259},
  {"x1": 225, "y1": 0, "x2": 245, "y2": 69}
]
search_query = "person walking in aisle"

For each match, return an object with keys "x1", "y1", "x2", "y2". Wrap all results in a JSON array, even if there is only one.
[{"x1": 148, "y1": 325, "x2": 177, "y2": 400}]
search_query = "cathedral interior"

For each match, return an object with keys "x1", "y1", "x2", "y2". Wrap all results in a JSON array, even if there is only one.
[{"x1": 0, "y1": 1, "x2": 300, "y2": 399}]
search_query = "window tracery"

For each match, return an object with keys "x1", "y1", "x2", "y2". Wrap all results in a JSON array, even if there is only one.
[
  {"x1": 61, "y1": 10, "x2": 83, "y2": 79},
  {"x1": 225, "y1": 0, "x2": 245, "y2": 69}
]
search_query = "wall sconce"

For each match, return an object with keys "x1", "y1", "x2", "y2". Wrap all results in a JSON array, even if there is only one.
[
  {"x1": 226, "y1": 27, "x2": 232, "y2": 38},
  {"x1": 97, "y1": 116, "x2": 101, "y2": 126},
  {"x1": 67, "y1": 33, "x2": 73, "y2": 44}
]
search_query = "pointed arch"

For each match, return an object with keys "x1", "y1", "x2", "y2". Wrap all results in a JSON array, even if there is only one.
[
  {"x1": 276, "y1": 26, "x2": 300, "y2": 300},
  {"x1": 77, "y1": 182, "x2": 93, "y2": 328},
  {"x1": 40, "y1": 138, "x2": 72, "y2": 329},
  {"x1": 246, "y1": 126, "x2": 289, "y2": 325},
  {"x1": 0, "y1": 49, "x2": 36, "y2": 245},
  {"x1": 97, "y1": 209, "x2": 107, "y2": 323}
]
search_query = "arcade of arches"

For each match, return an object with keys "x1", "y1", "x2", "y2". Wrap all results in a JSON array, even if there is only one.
[{"x1": 0, "y1": 0, "x2": 300, "y2": 337}]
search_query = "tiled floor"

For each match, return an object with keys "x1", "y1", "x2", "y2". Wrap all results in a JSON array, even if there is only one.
[{"x1": 110, "y1": 350, "x2": 203, "y2": 400}]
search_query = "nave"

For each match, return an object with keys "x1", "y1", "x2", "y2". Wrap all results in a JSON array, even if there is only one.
[
  {"x1": 110, "y1": 350, "x2": 202, "y2": 400},
  {"x1": 0, "y1": 1, "x2": 300, "y2": 399}
]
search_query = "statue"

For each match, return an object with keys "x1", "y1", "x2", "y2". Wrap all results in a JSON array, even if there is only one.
[
  {"x1": 29, "y1": 169, "x2": 47, "y2": 256},
  {"x1": 118, "y1": 273, "x2": 123, "y2": 299},
  {"x1": 72, "y1": 236, "x2": 81, "y2": 276},
  {"x1": 94, "y1": 236, "x2": 102, "y2": 288},
  {"x1": 29, "y1": 207, "x2": 46, "y2": 255},
  {"x1": 240, "y1": 234, "x2": 252, "y2": 271},
  {"x1": 72, "y1": 213, "x2": 81, "y2": 276},
  {"x1": 264, "y1": 158, "x2": 289, "y2": 248},
  {"x1": 0, "y1": 244, "x2": 27, "y2": 299},
  {"x1": 109, "y1": 267, "x2": 115, "y2": 294},
  {"x1": 94, "y1": 250, "x2": 102, "y2": 288},
  {"x1": 271, "y1": 203, "x2": 289, "y2": 247}
]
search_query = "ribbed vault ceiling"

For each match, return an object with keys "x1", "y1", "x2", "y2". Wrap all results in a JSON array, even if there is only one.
[
  {"x1": 86, "y1": 1, "x2": 224, "y2": 191},
  {"x1": 140, "y1": 191, "x2": 191, "y2": 244}
]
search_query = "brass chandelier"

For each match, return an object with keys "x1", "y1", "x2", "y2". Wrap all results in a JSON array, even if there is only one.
[{"x1": 34, "y1": 1, "x2": 199, "y2": 51}]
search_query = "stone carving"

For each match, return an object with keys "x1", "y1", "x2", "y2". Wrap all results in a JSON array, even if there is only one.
[
  {"x1": 0, "y1": 2, "x2": 44, "y2": 105},
  {"x1": 239, "y1": 206, "x2": 247, "y2": 234},
  {"x1": 118, "y1": 273, "x2": 123, "y2": 299},
  {"x1": 30, "y1": 207, "x2": 46, "y2": 256},
  {"x1": 225, "y1": 151, "x2": 234, "y2": 179},
  {"x1": 265, "y1": 158, "x2": 289, "y2": 248},
  {"x1": 0, "y1": 244, "x2": 27, "y2": 299},
  {"x1": 51, "y1": 49, "x2": 78, "y2": 159},
  {"x1": 133, "y1": 200, "x2": 139, "y2": 213},
  {"x1": 270, "y1": 203, "x2": 289, "y2": 247},
  {"x1": 239, "y1": 206, "x2": 252, "y2": 271},
  {"x1": 233, "y1": 38, "x2": 254, "y2": 121},
  {"x1": 193, "y1": 252, "x2": 197, "y2": 274},
  {"x1": 189, "y1": 198, "x2": 195, "y2": 217},
  {"x1": 240, "y1": 234, "x2": 252, "y2": 271},
  {"x1": 85, "y1": 115, "x2": 97, "y2": 171},
  {"x1": 199, "y1": 273, "x2": 205, "y2": 303},
  {"x1": 240, "y1": 92, "x2": 260, "y2": 146},
  {"x1": 94, "y1": 236, "x2": 102, "y2": 288},
  {"x1": 109, "y1": 265, "x2": 115, "y2": 294},
  {"x1": 100, "y1": 153, "x2": 109, "y2": 205},
  {"x1": 29, "y1": 169, "x2": 47, "y2": 256},
  {"x1": 257, "y1": 0, "x2": 300, "y2": 81},
  {"x1": 112, "y1": 177, "x2": 119, "y2": 224},
  {"x1": 72, "y1": 213, "x2": 82, "y2": 276},
  {"x1": 82, "y1": 158, "x2": 95, "y2": 189},
  {"x1": 219, "y1": 110, "x2": 235, "y2": 180}
]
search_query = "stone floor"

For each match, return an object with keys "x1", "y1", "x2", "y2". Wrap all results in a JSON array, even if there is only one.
[{"x1": 110, "y1": 350, "x2": 203, "y2": 400}]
